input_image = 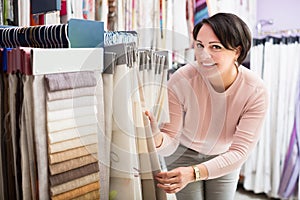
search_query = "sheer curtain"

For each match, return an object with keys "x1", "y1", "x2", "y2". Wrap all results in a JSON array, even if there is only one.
[{"x1": 243, "y1": 37, "x2": 300, "y2": 199}]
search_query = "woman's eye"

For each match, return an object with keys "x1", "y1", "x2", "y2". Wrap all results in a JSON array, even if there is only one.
[
  {"x1": 196, "y1": 43, "x2": 203, "y2": 48},
  {"x1": 212, "y1": 45, "x2": 222, "y2": 50}
]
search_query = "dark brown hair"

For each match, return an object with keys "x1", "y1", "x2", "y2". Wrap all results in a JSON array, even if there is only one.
[{"x1": 193, "y1": 13, "x2": 252, "y2": 65}]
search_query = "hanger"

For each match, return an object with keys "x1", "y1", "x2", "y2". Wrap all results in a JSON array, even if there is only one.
[
  {"x1": 103, "y1": 52, "x2": 116, "y2": 74},
  {"x1": 104, "y1": 43, "x2": 128, "y2": 65}
]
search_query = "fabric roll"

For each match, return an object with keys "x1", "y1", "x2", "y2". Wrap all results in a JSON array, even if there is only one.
[
  {"x1": 48, "y1": 134, "x2": 98, "y2": 154},
  {"x1": 49, "y1": 144, "x2": 98, "y2": 164},
  {"x1": 47, "y1": 86, "x2": 96, "y2": 101},
  {"x1": 47, "y1": 96, "x2": 97, "y2": 111},
  {"x1": 101, "y1": 73, "x2": 113, "y2": 200},
  {"x1": 50, "y1": 172, "x2": 100, "y2": 196},
  {"x1": 48, "y1": 124, "x2": 98, "y2": 144},
  {"x1": 2, "y1": 73, "x2": 17, "y2": 200},
  {"x1": 50, "y1": 162, "x2": 99, "y2": 186},
  {"x1": 132, "y1": 66, "x2": 167, "y2": 200},
  {"x1": 72, "y1": 189, "x2": 100, "y2": 200},
  {"x1": 21, "y1": 75, "x2": 38, "y2": 200},
  {"x1": 20, "y1": 92, "x2": 31, "y2": 200},
  {"x1": 47, "y1": 115, "x2": 98, "y2": 133},
  {"x1": 110, "y1": 64, "x2": 142, "y2": 199},
  {"x1": 52, "y1": 181, "x2": 100, "y2": 200},
  {"x1": 49, "y1": 154, "x2": 98, "y2": 175},
  {"x1": 45, "y1": 71, "x2": 96, "y2": 92},
  {"x1": 130, "y1": 67, "x2": 156, "y2": 200},
  {"x1": 32, "y1": 75, "x2": 49, "y2": 199},
  {"x1": 8, "y1": 74, "x2": 22, "y2": 200},
  {"x1": 47, "y1": 105, "x2": 96, "y2": 122},
  {"x1": 92, "y1": 71, "x2": 108, "y2": 200}
]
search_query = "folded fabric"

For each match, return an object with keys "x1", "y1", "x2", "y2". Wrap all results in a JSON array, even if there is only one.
[
  {"x1": 47, "y1": 86, "x2": 96, "y2": 101},
  {"x1": 72, "y1": 189, "x2": 100, "y2": 200},
  {"x1": 50, "y1": 172, "x2": 100, "y2": 196},
  {"x1": 51, "y1": 181, "x2": 100, "y2": 200},
  {"x1": 45, "y1": 71, "x2": 96, "y2": 92},
  {"x1": 49, "y1": 154, "x2": 98, "y2": 175},
  {"x1": 47, "y1": 116, "x2": 98, "y2": 133},
  {"x1": 47, "y1": 105, "x2": 97, "y2": 122},
  {"x1": 48, "y1": 124, "x2": 98, "y2": 144},
  {"x1": 48, "y1": 134, "x2": 98, "y2": 154},
  {"x1": 49, "y1": 144, "x2": 98, "y2": 164},
  {"x1": 50, "y1": 162, "x2": 99, "y2": 186},
  {"x1": 47, "y1": 96, "x2": 97, "y2": 111}
]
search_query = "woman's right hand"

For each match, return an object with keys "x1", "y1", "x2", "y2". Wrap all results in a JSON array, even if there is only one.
[{"x1": 145, "y1": 111, "x2": 163, "y2": 148}]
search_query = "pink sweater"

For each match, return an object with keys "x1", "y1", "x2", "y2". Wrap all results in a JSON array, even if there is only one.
[{"x1": 157, "y1": 63, "x2": 268, "y2": 179}]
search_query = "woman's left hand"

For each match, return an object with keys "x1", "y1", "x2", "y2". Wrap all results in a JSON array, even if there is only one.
[{"x1": 155, "y1": 166, "x2": 195, "y2": 193}]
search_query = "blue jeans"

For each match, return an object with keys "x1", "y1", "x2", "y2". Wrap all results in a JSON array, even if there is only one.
[{"x1": 164, "y1": 144, "x2": 240, "y2": 200}]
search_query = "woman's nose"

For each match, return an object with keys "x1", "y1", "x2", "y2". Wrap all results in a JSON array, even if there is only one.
[{"x1": 198, "y1": 48, "x2": 212, "y2": 60}]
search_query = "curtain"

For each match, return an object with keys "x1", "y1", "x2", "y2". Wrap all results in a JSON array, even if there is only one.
[{"x1": 243, "y1": 38, "x2": 300, "y2": 199}]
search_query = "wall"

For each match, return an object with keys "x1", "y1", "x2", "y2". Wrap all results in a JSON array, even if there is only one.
[{"x1": 257, "y1": 0, "x2": 300, "y2": 33}]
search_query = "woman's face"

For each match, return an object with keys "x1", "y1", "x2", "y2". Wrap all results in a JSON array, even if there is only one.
[{"x1": 194, "y1": 23, "x2": 240, "y2": 76}]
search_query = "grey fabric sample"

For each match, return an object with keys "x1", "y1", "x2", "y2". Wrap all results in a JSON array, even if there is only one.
[
  {"x1": 45, "y1": 71, "x2": 96, "y2": 92},
  {"x1": 50, "y1": 172, "x2": 100, "y2": 196},
  {"x1": 50, "y1": 162, "x2": 99, "y2": 186}
]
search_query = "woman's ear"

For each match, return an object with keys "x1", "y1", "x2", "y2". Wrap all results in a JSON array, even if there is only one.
[{"x1": 235, "y1": 46, "x2": 242, "y2": 60}]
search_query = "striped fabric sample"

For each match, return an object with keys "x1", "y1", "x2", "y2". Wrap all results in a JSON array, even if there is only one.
[{"x1": 194, "y1": 0, "x2": 209, "y2": 25}]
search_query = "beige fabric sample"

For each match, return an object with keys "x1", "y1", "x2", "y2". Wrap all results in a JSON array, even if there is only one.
[
  {"x1": 48, "y1": 124, "x2": 98, "y2": 144},
  {"x1": 47, "y1": 95, "x2": 97, "y2": 111},
  {"x1": 51, "y1": 181, "x2": 100, "y2": 200},
  {"x1": 49, "y1": 144, "x2": 98, "y2": 164},
  {"x1": 47, "y1": 86, "x2": 96, "y2": 101},
  {"x1": 49, "y1": 154, "x2": 98, "y2": 175},
  {"x1": 47, "y1": 115, "x2": 98, "y2": 133},
  {"x1": 48, "y1": 134, "x2": 98, "y2": 154},
  {"x1": 72, "y1": 190, "x2": 100, "y2": 200},
  {"x1": 47, "y1": 105, "x2": 96, "y2": 122}
]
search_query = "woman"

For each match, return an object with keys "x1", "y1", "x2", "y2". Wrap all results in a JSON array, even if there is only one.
[{"x1": 146, "y1": 13, "x2": 268, "y2": 200}]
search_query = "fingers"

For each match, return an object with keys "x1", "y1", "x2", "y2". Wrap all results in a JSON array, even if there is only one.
[
  {"x1": 155, "y1": 167, "x2": 193, "y2": 194},
  {"x1": 155, "y1": 170, "x2": 182, "y2": 193},
  {"x1": 157, "y1": 183, "x2": 181, "y2": 193},
  {"x1": 144, "y1": 110, "x2": 154, "y2": 121},
  {"x1": 156, "y1": 174, "x2": 180, "y2": 185}
]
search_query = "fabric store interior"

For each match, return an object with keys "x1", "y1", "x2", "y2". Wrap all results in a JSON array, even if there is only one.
[{"x1": 0, "y1": 0, "x2": 299, "y2": 200}]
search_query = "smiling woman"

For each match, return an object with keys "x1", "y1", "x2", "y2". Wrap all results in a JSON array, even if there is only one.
[{"x1": 146, "y1": 12, "x2": 268, "y2": 200}]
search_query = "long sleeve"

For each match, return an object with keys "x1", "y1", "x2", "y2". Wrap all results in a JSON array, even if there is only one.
[
  {"x1": 203, "y1": 86, "x2": 268, "y2": 179},
  {"x1": 156, "y1": 63, "x2": 268, "y2": 179}
]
